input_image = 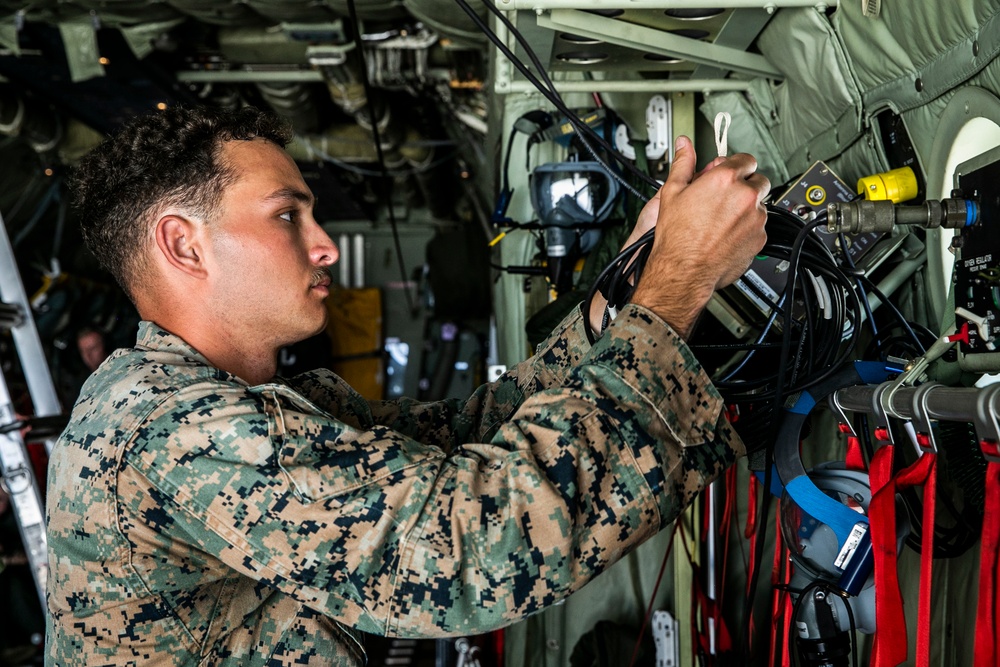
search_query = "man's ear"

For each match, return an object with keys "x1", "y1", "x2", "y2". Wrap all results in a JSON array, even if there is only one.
[{"x1": 154, "y1": 214, "x2": 207, "y2": 279}]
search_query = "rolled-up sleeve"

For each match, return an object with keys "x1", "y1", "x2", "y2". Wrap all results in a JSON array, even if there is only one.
[{"x1": 119, "y1": 303, "x2": 742, "y2": 638}]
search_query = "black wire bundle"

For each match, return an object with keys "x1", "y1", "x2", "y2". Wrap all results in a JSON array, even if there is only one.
[
  {"x1": 585, "y1": 207, "x2": 864, "y2": 415},
  {"x1": 715, "y1": 208, "x2": 863, "y2": 402}
]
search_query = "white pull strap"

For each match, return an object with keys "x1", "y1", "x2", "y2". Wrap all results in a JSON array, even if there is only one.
[{"x1": 714, "y1": 111, "x2": 731, "y2": 158}]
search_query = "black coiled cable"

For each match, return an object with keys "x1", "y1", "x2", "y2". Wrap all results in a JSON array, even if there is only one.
[{"x1": 585, "y1": 206, "x2": 864, "y2": 413}]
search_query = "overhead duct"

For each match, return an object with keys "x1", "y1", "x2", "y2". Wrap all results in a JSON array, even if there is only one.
[
  {"x1": 185, "y1": 82, "x2": 243, "y2": 111},
  {"x1": 245, "y1": 0, "x2": 337, "y2": 23},
  {"x1": 286, "y1": 123, "x2": 404, "y2": 166},
  {"x1": 255, "y1": 81, "x2": 321, "y2": 133},
  {"x1": 166, "y1": 0, "x2": 261, "y2": 26},
  {"x1": 322, "y1": 0, "x2": 408, "y2": 20},
  {"x1": 0, "y1": 89, "x2": 63, "y2": 154},
  {"x1": 217, "y1": 25, "x2": 310, "y2": 64},
  {"x1": 402, "y1": 0, "x2": 488, "y2": 46}
]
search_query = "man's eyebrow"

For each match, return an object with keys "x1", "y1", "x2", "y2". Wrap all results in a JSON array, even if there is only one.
[{"x1": 263, "y1": 187, "x2": 315, "y2": 207}]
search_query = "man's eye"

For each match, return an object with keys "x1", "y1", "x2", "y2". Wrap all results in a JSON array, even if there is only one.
[{"x1": 279, "y1": 211, "x2": 296, "y2": 223}]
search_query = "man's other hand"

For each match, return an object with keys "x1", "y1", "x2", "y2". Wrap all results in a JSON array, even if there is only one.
[{"x1": 630, "y1": 135, "x2": 769, "y2": 337}]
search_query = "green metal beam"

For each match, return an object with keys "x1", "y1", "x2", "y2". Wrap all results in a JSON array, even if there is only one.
[
  {"x1": 177, "y1": 69, "x2": 323, "y2": 82},
  {"x1": 537, "y1": 9, "x2": 783, "y2": 79}
]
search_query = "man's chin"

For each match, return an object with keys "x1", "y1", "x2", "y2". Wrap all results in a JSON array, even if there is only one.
[
  {"x1": 280, "y1": 311, "x2": 329, "y2": 347},
  {"x1": 306, "y1": 310, "x2": 329, "y2": 339}
]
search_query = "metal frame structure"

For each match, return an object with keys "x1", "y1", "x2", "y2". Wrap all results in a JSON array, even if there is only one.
[{"x1": 0, "y1": 211, "x2": 62, "y2": 608}]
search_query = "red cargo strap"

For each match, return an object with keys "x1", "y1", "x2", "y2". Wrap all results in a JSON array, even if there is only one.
[
  {"x1": 768, "y1": 506, "x2": 792, "y2": 667},
  {"x1": 869, "y1": 445, "x2": 937, "y2": 667},
  {"x1": 745, "y1": 475, "x2": 759, "y2": 644},
  {"x1": 839, "y1": 423, "x2": 867, "y2": 472},
  {"x1": 974, "y1": 440, "x2": 1000, "y2": 667}
]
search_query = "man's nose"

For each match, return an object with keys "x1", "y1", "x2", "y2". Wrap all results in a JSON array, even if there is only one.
[{"x1": 309, "y1": 223, "x2": 339, "y2": 267}]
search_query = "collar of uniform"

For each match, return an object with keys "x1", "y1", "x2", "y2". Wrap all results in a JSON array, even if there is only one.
[{"x1": 134, "y1": 320, "x2": 249, "y2": 386}]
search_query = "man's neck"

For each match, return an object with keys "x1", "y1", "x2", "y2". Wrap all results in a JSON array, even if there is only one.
[
  {"x1": 147, "y1": 313, "x2": 279, "y2": 385},
  {"x1": 198, "y1": 340, "x2": 278, "y2": 385}
]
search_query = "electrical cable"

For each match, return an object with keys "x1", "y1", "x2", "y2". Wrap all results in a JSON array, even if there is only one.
[
  {"x1": 346, "y1": 0, "x2": 416, "y2": 314},
  {"x1": 839, "y1": 232, "x2": 881, "y2": 356},
  {"x1": 742, "y1": 217, "x2": 833, "y2": 659},
  {"x1": 454, "y1": 0, "x2": 655, "y2": 202},
  {"x1": 842, "y1": 583, "x2": 859, "y2": 667},
  {"x1": 855, "y1": 273, "x2": 927, "y2": 354},
  {"x1": 475, "y1": 0, "x2": 648, "y2": 199},
  {"x1": 626, "y1": 522, "x2": 679, "y2": 667}
]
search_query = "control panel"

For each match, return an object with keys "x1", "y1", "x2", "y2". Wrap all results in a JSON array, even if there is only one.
[{"x1": 955, "y1": 145, "x2": 1000, "y2": 365}]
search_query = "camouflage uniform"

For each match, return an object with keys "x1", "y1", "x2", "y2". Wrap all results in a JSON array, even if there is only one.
[{"x1": 45, "y1": 303, "x2": 743, "y2": 666}]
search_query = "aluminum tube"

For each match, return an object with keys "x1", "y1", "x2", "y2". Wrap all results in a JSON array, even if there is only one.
[
  {"x1": 499, "y1": 79, "x2": 753, "y2": 94},
  {"x1": 502, "y1": 0, "x2": 835, "y2": 9},
  {"x1": 338, "y1": 233, "x2": 351, "y2": 287},
  {"x1": 352, "y1": 233, "x2": 365, "y2": 287},
  {"x1": 835, "y1": 384, "x2": 992, "y2": 424},
  {"x1": 177, "y1": 70, "x2": 324, "y2": 83}
]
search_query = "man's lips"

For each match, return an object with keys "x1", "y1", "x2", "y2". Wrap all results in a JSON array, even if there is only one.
[{"x1": 310, "y1": 269, "x2": 332, "y2": 290}]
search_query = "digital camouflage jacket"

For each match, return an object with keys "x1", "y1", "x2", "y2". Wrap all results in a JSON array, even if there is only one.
[{"x1": 45, "y1": 303, "x2": 743, "y2": 666}]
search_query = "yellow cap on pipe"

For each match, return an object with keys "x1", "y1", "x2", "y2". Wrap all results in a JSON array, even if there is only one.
[{"x1": 857, "y1": 166, "x2": 919, "y2": 203}]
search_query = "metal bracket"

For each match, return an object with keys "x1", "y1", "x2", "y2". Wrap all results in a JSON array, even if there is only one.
[
  {"x1": 974, "y1": 383, "x2": 1000, "y2": 461},
  {"x1": 829, "y1": 389, "x2": 857, "y2": 437},
  {"x1": 652, "y1": 610, "x2": 679, "y2": 667},
  {"x1": 910, "y1": 382, "x2": 941, "y2": 454},
  {"x1": 870, "y1": 382, "x2": 895, "y2": 445}
]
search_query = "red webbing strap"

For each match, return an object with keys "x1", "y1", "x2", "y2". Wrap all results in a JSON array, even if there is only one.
[
  {"x1": 839, "y1": 423, "x2": 867, "y2": 472},
  {"x1": 692, "y1": 483, "x2": 735, "y2": 662},
  {"x1": 869, "y1": 445, "x2": 904, "y2": 667},
  {"x1": 870, "y1": 446, "x2": 937, "y2": 667},
  {"x1": 913, "y1": 454, "x2": 936, "y2": 667},
  {"x1": 720, "y1": 467, "x2": 737, "y2": 615},
  {"x1": 714, "y1": 467, "x2": 738, "y2": 655},
  {"x1": 768, "y1": 504, "x2": 788, "y2": 667},
  {"x1": 779, "y1": 509, "x2": 793, "y2": 667},
  {"x1": 974, "y1": 443, "x2": 1000, "y2": 667},
  {"x1": 780, "y1": 572, "x2": 793, "y2": 667},
  {"x1": 745, "y1": 475, "x2": 759, "y2": 643},
  {"x1": 691, "y1": 576, "x2": 734, "y2": 660}
]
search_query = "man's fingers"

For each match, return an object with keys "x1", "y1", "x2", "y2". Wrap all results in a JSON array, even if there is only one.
[
  {"x1": 725, "y1": 152, "x2": 759, "y2": 179},
  {"x1": 747, "y1": 171, "x2": 771, "y2": 204},
  {"x1": 665, "y1": 135, "x2": 697, "y2": 188},
  {"x1": 694, "y1": 156, "x2": 726, "y2": 180}
]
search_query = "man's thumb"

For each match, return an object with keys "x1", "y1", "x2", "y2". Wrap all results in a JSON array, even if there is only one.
[{"x1": 666, "y1": 135, "x2": 696, "y2": 186}]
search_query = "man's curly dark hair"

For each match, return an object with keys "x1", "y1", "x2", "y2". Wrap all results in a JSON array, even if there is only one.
[{"x1": 70, "y1": 105, "x2": 293, "y2": 303}]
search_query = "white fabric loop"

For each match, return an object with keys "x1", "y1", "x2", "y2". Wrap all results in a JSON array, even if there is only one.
[{"x1": 714, "y1": 111, "x2": 731, "y2": 158}]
